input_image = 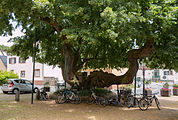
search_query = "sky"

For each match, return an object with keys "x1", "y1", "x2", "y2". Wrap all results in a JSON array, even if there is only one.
[{"x1": 0, "y1": 23, "x2": 24, "y2": 47}]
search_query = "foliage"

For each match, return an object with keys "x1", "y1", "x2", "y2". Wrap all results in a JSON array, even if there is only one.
[
  {"x1": 145, "y1": 79, "x2": 152, "y2": 85},
  {"x1": 0, "y1": 0, "x2": 177, "y2": 87},
  {"x1": 44, "y1": 81, "x2": 50, "y2": 87},
  {"x1": 173, "y1": 84, "x2": 178, "y2": 88},
  {"x1": 0, "y1": 0, "x2": 176, "y2": 69},
  {"x1": 0, "y1": 70, "x2": 18, "y2": 85},
  {"x1": 93, "y1": 88, "x2": 111, "y2": 96},
  {"x1": 78, "y1": 89, "x2": 91, "y2": 96},
  {"x1": 125, "y1": 84, "x2": 134, "y2": 89},
  {"x1": 0, "y1": 45, "x2": 9, "y2": 52},
  {"x1": 163, "y1": 82, "x2": 169, "y2": 89}
]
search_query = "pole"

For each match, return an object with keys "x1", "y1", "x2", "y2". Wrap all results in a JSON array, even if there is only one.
[
  {"x1": 64, "y1": 47, "x2": 67, "y2": 90},
  {"x1": 134, "y1": 74, "x2": 137, "y2": 106},
  {"x1": 117, "y1": 84, "x2": 121, "y2": 106},
  {"x1": 31, "y1": 28, "x2": 37, "y2": 104},
  {"x1": 143, "y1": 63, "x2": 145, "y2": 96}
]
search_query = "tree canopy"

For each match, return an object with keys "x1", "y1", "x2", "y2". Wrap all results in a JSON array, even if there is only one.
[
  {"x1": 0, "y1": 45, "x2": 9, "y2": 52},
  {"x1": 0, "y1": 0, "x2": 177, "y2": 88}
]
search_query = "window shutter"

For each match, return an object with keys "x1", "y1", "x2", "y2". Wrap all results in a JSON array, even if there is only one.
[{"x1": 14, "y1": 58, "x2": 16, "y2": 63}]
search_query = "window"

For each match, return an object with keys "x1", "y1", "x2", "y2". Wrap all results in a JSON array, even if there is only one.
[
  {"x1": 24, "y1": 80, "x2": 32, "y2": 85},
  {"x1": 164, "y1": 71, "x2": 169, "y2": 75},
  {"x1": 9, "y1": 58, "x2": 16, "y2": 64},
  {"x1": 35, "y1": 69, "x2": 40, "y2": 77},
  {"x1": 154, "y1": 70, "x2": 159, "y2": 77},
  {"x1": 19, "y1": 58, "x2": 25, "y2": 63},
  {"x1": 164, "y1": 71, "x2": 173, "y2": 75},
  {"x1": 21, "y1": 71, "x2": 25, "y2": 78}
]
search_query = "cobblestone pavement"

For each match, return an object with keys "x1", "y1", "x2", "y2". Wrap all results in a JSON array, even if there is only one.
[{"x1": 0, "y1": 93, "x2": 177, "y2": 120}]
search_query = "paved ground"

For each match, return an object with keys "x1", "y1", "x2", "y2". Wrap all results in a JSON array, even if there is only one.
[{"x1": 0, "y1": 93, "x2": 177, "y2": 120}]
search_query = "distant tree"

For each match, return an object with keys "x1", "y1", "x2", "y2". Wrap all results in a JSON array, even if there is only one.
[
  {"x1": 0, "y1": 45, "x2": 9, "y2": 52},
  {"x1": 0, "y1": 70, "x2": 18, "y2": 85},
  {"x1": 0, "y1": 0, "x2": 177, "y2": 89}
]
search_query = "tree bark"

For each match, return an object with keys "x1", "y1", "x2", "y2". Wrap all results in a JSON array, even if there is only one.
[{"x1": 84, "y1": 39, "x2": 154, "y2": 88}]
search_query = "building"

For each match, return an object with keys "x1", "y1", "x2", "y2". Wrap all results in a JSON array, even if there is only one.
[
  {"x1": 136, "y1": 67, "x2": 178, "y2": 84},
  {"x1": 7, "y1": 55, "x2": 64, "y2": 85},
  {"x1": 0, "y1": 49, "x2": 7, "y2": 72}
]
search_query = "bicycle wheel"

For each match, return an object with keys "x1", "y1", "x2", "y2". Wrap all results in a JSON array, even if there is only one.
[
  {"x1": 70, "y1": 94, "x2": 81, "y2": 104},
  {"x1": 125, "y1": 97, "x2": 133, "y2": 108},
  {"x1": 138, "y1": 99, "x2": 148, "y2": 111},
  {"x1": 155, "y1": 98, "x2": 161, "y2": 110},
  {"x1": 98, "y1": 97, "x2": 107, "y2": 106},
  {"x1": 87, "y1": 95, "x2": 94, "y2": 104},
  {"x1": 40, "y1": 93, "x2": 46, "y2": 101},
  {"x1": 56, "y1": 94, "x2": 66, "y2": 104}
]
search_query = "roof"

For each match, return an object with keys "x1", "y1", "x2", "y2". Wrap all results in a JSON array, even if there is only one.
[{"x1": 0, "y1": 55, "x2": 7, "y2": 67}]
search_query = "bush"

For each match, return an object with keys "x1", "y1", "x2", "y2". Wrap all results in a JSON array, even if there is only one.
[
  {"x1": 0, "y1": 70, "x2": 18, "y2": 85},
  {"x1": 93, "y1": 88, "x2": 111, "y2": 96},
  {"x1": 78, "y1": 90, "x2": 91, "y2": 96},
  {"x1": 173, "y1": 84, "x2": 178, "y2": 88}
]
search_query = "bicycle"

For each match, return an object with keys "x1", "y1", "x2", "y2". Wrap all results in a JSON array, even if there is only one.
[
  {"x1": 124, "y1": 93, "x2": 149, "y2": 111},
  {"x1": 106, "y1": 89, "x2": 122, "y2": 106},
  {"x1": 144, "y1": 92, "x2": 161, "y2": 110},
  {"x1": 87, "y1": 90, "x2": 107, "y2": 106},
  {"x1": 55, "y1": 89, "x2": 81, "y2": 104},
  {"x1": 38, "y1": 87, "x2": 48, "y2": 101}
]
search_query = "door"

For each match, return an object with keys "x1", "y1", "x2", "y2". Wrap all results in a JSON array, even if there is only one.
[
  {"x1": 18, "y1": 79, "x2": 26, "y2": 92},
  {"x1": 24, "y1": 80, "x2": 32, "y2": 92}
]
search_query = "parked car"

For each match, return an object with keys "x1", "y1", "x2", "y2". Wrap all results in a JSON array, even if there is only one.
[{"x1": 1, "y1": 79, "x2": 39, "y2": 94}]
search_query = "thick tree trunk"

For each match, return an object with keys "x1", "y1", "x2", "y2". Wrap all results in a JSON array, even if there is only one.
[
  {"x1": 84, "y1": 39, "x2": 154, "y2": 88},
  {"x1": 61, "y1": 44, "x2": 75, "y2": 86},
  {"x1": 61, "y1": 44, "x2": 82, "y2": 87}
]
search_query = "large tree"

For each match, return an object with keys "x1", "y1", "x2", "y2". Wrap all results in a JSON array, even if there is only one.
[{"x1": 0, "y1": 0, "x2": 177, "y2": 88}]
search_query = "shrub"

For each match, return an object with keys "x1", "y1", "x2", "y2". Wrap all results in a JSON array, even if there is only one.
[
  {"x1": 173, "y1": 84, "x2": 178, "y2": 88},
  {"x1": 93, "y1": 88, "x2": 111, "y2": 96},
  {"x1": 78, "y1": 90, "x2": 91, "y2": 96},
  {"x1": 0, "y1": 70, "x2": 18, "y2": 85},
  {"x1": 44, "y1": 81, "x2": 50, "y2": 87}
]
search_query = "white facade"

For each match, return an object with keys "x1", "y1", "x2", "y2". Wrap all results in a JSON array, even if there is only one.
[
  {"x1": 136, "y1": 69, "x2": 178, "y2": 84},
  {"x1": 44, "y1": 65, "x2": 63, "y2": 82},
  {"x1": 7, "y1": 56, "x2": 63, "y2": 85}
]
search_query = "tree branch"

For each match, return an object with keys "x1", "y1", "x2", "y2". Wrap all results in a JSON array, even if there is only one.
[{"x1": 40, "y1": 17, "x2": 61, "y2": 33}]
